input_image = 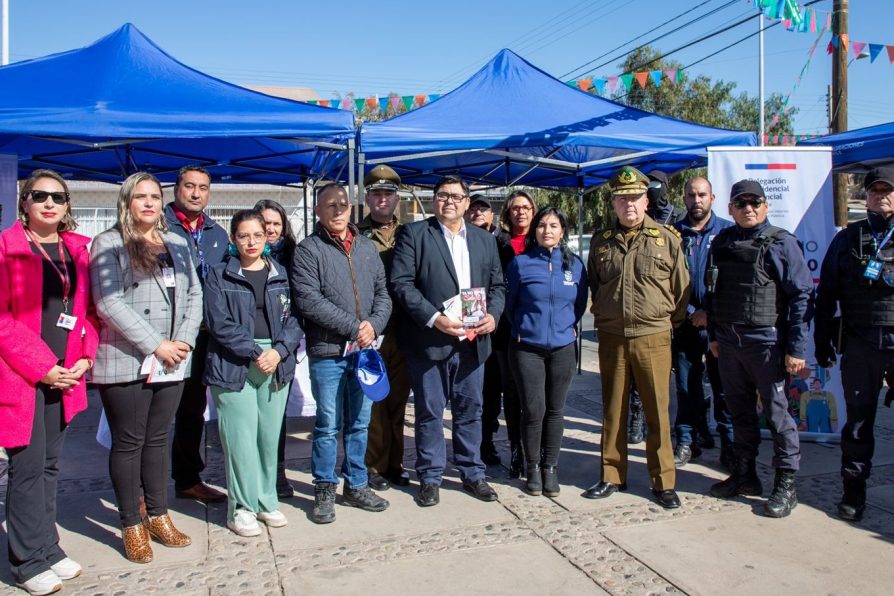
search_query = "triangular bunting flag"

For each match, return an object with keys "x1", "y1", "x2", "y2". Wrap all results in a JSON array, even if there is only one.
[
  {"x1": 797, "y1": 8, "x2": 809, "y2": 32},
  {"x1": 784, "y1": 0, "x2": 802, "y2": 24},
  {"x1": 365, "y1": 97, "x2": 378, "y2": 110},
  {"x1": 607, "y1": 76, "x2": 619, "y2": 93},
  {"x1": 826, "y1": 41, "x2": 835, "y2": 55},
  {"x1": 852, "y1": 41, "x2": 867, "y2": 58},
  {"x1": 831, "y1": 35, "x2": 839, "y2": 49},
  {"x1": 414, "y1": 94, "x2": 427, "y2": 107},
  {"x1": 781, "y1": 19, "x2": 791, "y2": 30},
  {"x1": 619, "y1": 73, "x2": 634, "y2": 91},
  {"x1": 634, "y1": 72, "x2": 649, "y2": 88},
  {"x1": 577, "y1": 78, "x2": 591, "y2": 91},
  {"x1": 379, "y1": 97, "x2": 389, "y2": 112},
  {"x1": 342, "y1": 98, "x2": 353, "y2": 110},
  {"x1": 840, "y1": 33, "x2": 849, "y2": 53},
  {"x1": 593, "y1": 79, "x2": 607, "y2": 95},
  {"x1": 354, "y1": 98, "x2": 365, "y2": 112},
  {"x1": 664, "y1": 69, "x2": 677, "y2": 85},
  {"x1": 826, "y1": 11, "x2": 832, "y2": 31},
  {"x1": 809, "y1": 7, "x2": 817, "y2": 32},
  {"x1": 869, "y1": 43, "x2": 884, "y2": 63},
  {"x1": 390, "y1": 96, "x2": 401, "y2": 111},
  {"x1": 887, "y1": 46, "x2": 894, "y2": 63},
  {"x1": 319, "y1": 100, "x2": 329, "y2": 108},
  {"x1": 306, "y1": 100, "x2": 318, "y2": 106},
  {"x1": 650, "y1": 70, "x2": 662, "y2": 88},
  {"x1": 402, "y1": 96, "x2": 414, "y2": 111},
  {"x1": 566, "y1": 80, "x2": 577, "y2": 87},
  {"x1": 676, "y1": 70, "x2": 683, "y2": 83},
  {"x1": 429, "y1": 94, "x2": 441, "y2": 102}
]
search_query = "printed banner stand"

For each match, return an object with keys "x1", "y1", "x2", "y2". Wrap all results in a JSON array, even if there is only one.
[
  {"x1": 708, "y1": 146, "x2": 840, "y2": 443},
  {"x1": 0, "y1": 154, "x2": 17, "y2": 229}
]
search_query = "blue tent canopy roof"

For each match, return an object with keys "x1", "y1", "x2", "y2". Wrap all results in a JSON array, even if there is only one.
[
  {"x1": 360, "y1": 49, "x2": 756, "y2": 187},
  {"x1": 0, "y1": 24, "x2": 355, "y2": 183},
  {"x1": 799, "y1": 121, "x2": 894, "y2": 173}
]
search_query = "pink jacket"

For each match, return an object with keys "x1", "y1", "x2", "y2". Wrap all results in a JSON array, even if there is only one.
[{"x1": 0, "y1": 221, "x2": 99, "y2": 448}]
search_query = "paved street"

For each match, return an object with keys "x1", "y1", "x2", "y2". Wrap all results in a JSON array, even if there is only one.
[{"x1": 2, "y1": 333, "x2": 894, "y2": 595}]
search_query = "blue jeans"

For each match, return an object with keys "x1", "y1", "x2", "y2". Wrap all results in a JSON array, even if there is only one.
[{"x1": 309, "y1": 355, "x2": 372, "y2": 488}]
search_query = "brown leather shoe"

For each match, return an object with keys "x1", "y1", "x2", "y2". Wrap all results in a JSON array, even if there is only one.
[
  {"x1": 175, "y1": 482, "x2": 226, "y2": 503},
  {"x1": 144, "y1": 514, "x2": 191, "y2": 548},
  {"x1": 122, "y1": 523, "x2": 153, "y2": 563}
]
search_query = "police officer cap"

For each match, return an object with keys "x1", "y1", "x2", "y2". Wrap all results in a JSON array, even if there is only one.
[
  {"x1": 863, "y1": 167, "x2": 894, "y2": 190},
  {"x1": 609, "y1": 166, "x2": 650, "y2": 196},
  {"x1": 364, "y1": 165, "x2": 401, "y2": 191},
  {"x1": 469, "y1": 194, "x2": 492, "y2": 210},
  {"x1": 730, "y1": 179, "x2": 766, "y2": 201}
]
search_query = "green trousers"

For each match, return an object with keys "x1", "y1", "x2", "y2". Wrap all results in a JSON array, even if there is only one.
[{"x1": 211, "y1": 340, "x2": 289, "y2": 521}]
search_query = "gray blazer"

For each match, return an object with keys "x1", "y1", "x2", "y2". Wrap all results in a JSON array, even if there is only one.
[{"x1": 89, "y1": 228, "x2": 203, "y2": 384}]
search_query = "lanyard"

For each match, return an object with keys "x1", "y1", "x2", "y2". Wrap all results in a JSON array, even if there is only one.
[
  {"x1": 26, "y1": 230, "x2": 72, "y2": 312},
  {"x1": 870, "y1": 224, "x2": 894, "y2": 260}
]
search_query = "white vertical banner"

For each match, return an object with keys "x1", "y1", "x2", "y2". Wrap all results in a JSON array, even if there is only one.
[
  {"x1": 0, "y1": 153, "x2": 16, "y2": 229},
  {"x1": 708, "y1": 146, "x2": 842, "y2": 441}
]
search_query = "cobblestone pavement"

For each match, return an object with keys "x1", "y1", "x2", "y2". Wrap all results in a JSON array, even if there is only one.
[{"x1": 2, "y1": 337, "x2": 893, "y2": 595}]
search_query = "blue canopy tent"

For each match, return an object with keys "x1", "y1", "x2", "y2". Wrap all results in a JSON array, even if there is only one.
[
  {"x1": 799, "y1": 121, "x2": 894, "y2": 173},
  {"x1": 0, "y1": 24, "x2": 355, "y2": 185},
  {"x1": 359, "y1": 49, "x2": 756, "y2": 189}
]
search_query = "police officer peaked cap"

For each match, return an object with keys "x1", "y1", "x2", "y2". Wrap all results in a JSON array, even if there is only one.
[
  {"x1": 864, "y1": 167, "x2": 894, "y2": 190},
  {"x1": 364, "y1": 165, "x2": 401, "y2": 191},
  {"x1": 729, "y1": 179, "x2": 766, "y2": 201},
  {"x1": 609, "y1": 166, "x2": 650, "y2": 196}
]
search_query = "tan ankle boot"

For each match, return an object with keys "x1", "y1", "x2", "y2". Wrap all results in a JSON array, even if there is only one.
[
  {"x1": 144, "y1": 513, "x2": 191, "y2": 547},
  {"x1": 122, "y1": 523, "x2": 153, "y2": 563}
]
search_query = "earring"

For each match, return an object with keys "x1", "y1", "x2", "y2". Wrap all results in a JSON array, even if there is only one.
[
  {"x1": 262, "y1": 244, "x2": 271, "y2": 257},
  {"x1": 227, "y1": 243, "x2": 239, "y2": 257}
]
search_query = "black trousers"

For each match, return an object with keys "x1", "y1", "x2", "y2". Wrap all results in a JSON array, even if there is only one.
[
  {"x1": 480, "y1": 352, "x2": 502, "y2": 441},
  {"x1": 494, "y1": 348, "x2": 521, "y2": 446},
  {"x1": 510, "y1": 341, "x2": 576, "y2": 467},
  {"x1": 100, "y1": 380, "x2": 183, "y2": 527},
  {"x1": 171, "y1": 330, "x2": 209, "y2": 489},
  {"x1": 840, "y1": 334, "x2": 894, "y2": 481},
  {"x1": 6, "y1": 385, "x2": 67, "y2": 583}
]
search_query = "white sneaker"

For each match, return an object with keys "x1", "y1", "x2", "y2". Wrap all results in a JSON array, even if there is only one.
[
  {"x1": 16, "y1": 570, "x2": 62, "y2": 595},
  {"x1": 227, "y1": 509, "x2": 262, "y2": 537},
  {"x1": 50, "y1": 557, "x2": 82, "y2": 580},
  {"x1": 256, "y1": 510, "x2": 288, "y2": 528}
]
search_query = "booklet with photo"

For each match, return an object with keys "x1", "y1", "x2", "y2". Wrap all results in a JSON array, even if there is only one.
[
  {"x1": 140, "y1": 354, "x2": 187, "y2": 384},
  {"x1": 461, "y1": 287, "x2": 487, "y2": 327},
  {"x1": 442, "y1": 294, "x2": 468, "y2": 341}
]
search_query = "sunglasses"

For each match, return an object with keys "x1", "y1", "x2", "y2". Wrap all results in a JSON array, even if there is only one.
[
  {"x1": 29, "y1": 190, "x2": 70, "y2": 205},
  {"x1": 732, "y1": 198, "x2": 764, "y2": 210}
]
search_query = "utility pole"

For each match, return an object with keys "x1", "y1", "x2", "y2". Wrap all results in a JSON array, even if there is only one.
[{"x1": 831, "y1": 0, "x2": 849, "y2": 226}]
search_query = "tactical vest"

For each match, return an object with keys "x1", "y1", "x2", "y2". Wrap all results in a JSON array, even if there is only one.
[
  {"x1": 839, "y1": 220, "x2": 894, "y2": 326},
  {"x1": 710, "y1": 226, "x2": 788, "y2": 327}
]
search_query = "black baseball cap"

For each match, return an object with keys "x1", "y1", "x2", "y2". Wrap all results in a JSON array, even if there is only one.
[
  {"x1": 646, "y1": 170, "x2": 668, "y2": 186},
  {"x1": 469, "y1": 194, "x2": 492, "y2": 209},
  {"x1": 863, "y1": 167, "x2": 894, "y2": 190},
  {"x1": 730, "y1": 179, "x2": 766, "y2": 202}
]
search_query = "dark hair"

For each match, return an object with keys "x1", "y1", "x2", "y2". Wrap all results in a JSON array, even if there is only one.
[
  {"x1": 524, "y1": 206, "x2": 576, "y2": 271},
  {"x1": 254, "y1": 199, "x2": 297, "y2": 263},
  {"x1": 18, "y1": 169, "x2": 78, "y2": 232},
  {"x1": 500, "y1": 189, "x2": 536, "y2": 234},
  {"x1": 432, "y1": 175, "x2": 469, "y2": 198},
  {"x1": 314, "y1": 181, "x2": 344, "y2": 205},
  {"x1": 229, "y1": 209, "x2": 266, "y2": 237},
  {"x1": 175, "y1": 164, "x2": 211, "y2": 187}
]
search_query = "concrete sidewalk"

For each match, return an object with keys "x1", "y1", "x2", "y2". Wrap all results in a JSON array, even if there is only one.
[{"x1": 2, "y1": 334, "x2": 893, "y2": 595}]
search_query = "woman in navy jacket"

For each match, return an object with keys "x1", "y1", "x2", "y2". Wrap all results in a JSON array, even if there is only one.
[
  {"x1": 505, "y1": 206, "x2": 588, "y2": 497},
  {"x1": 203, "y1": 210, "x2": 302, "y2": 537}
]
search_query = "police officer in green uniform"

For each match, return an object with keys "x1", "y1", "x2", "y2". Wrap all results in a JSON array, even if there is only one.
[
  {"x1": 359, "y1": 165, "x2": 412, "y2": 490},
  {"x1": 585, "y1": 166, "x2": 691, "y2": 509}
]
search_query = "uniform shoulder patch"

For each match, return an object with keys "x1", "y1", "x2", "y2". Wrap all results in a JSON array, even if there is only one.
[
  {"x1": 662, "y1": 224, "x2": 682, "y2": 238},
  {"x1": 645, "y1": 228, "x2": 660, "y2": 237},
  {"x1": 602, "y1": 229, "x2": 613, "y2": 239}
]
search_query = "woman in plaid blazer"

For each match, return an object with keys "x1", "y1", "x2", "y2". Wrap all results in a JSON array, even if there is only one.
[{"x1": 89, "y1": 172, "x2": 203, "y2": 564}]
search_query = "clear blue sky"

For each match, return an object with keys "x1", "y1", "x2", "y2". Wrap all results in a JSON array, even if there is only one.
[{"x1": 6, "y1": 0, "x2": 892, "y2": 135}]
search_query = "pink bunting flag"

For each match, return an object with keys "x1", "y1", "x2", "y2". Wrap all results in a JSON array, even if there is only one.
[
  {"x1": 390, "y1": 96, "x2": 401, "y2": 111},
  {"x1": 663, "y1": 69, "x2": 677, "y2": 85},
  {"x1": 852, "y1": 41, "x2": 867, "y2": 58},
  {"x1": 606, "y1": 76, "x2": 619, "y2": 93},
  {"x1": 809, "y1": 7, "x2": 817, "y2": 32},
  {"x1": 781, "y1": 19, "x2": 791, "y2": 30},
  {"x1": 888, "y1": 46, "x2": 894, "y2": 63}
]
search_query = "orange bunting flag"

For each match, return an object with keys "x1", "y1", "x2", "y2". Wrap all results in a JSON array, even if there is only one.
[
  {"x1": 634, "y1": 71, "x2": 649, "y2": 89},
  {"x1": 365, "y1": 97, "x2": 378, "y2": 110},
  {"x1": 840, "y1": 33, "x2": 849, "y2": 52},
  {"x1": 577, "y1": 78, "x2": 593, "y2": 92},
  {"x1": 319, "y1": 100, "x2": 330, "y2": 108},
  {"x1": 414, "y1": 94, "x2": 427, "y2": 107}
]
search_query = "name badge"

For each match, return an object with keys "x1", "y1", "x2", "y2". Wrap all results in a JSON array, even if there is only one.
[
  {"x1": 56, "y1": 313, "x2": 77, "y2": 330},
  {"x1": 162, "y1": 267, "x2": 176, "y2": 288},
  {"x1": 864, "y1": 259, "x2": 883, "y2": 280}
]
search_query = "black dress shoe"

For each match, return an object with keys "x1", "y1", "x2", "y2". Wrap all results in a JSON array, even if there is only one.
[
  {"x1": 384, "y1": 468, "x2": 411, "y2": 487},
  {"x1": 652, "y1": 489, "x2": 681, "y2": 509},
  {"x1": 368, "y1": 472, "x2": 391, "y2": 491},
  {"x1": 583, "y1": 481, "x2": 626, "y2": 499},
  {"x1": 415, "y1": 483, "x2": 440, "y2": 507},
  {"x1": 462, "y1": 478, "x2": 498, "y2": 502}
]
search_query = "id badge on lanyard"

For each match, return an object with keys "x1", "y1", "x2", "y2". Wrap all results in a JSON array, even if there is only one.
[{"x1": 26, "y1": 230, "x2": 78, "y2": 330}]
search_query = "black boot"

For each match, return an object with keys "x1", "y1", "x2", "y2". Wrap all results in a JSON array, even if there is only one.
[
  {"x1": 509, "y1": 442, "x2": 524, "y2": 479},
  {"x1": 719, "y1": 444, "x2": 735, "y2": 472},
  {"x1": 837, "y1": 478, "x2": 866, "y2": 522},
  {"x1": 709, "y1": 456, "x2": 762, "y2": 498},
  {"x1": 542, "y1": 465, "x2": 560, "y2": 497},
  {"x1": 525, "y1": 464, "x2": 542, "y2": 496},
  {"x1": 763, "y1": 468, "x2": 797, "y2": 518},
  {"x1": 627, "y1": 398, "x2": 644, "y2": 444}
]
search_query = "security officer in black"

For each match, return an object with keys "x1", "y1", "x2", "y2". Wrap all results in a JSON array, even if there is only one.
[
  {"x1": 815, "y1": 166, "x2": 894, "y2": 522},
  {"x1": 706, "y1": 179, "x2": 813, "y2": 518}
]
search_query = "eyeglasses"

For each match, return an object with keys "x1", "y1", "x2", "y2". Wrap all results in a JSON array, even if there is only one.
[
  {"x1": 509, "y1": 205, "x2": 533, "y2": 213},
  {"x1": 28, "y1": 190, "x2": 69, "y2": 205},
  {"x1": 731, "y1": 198, "x2": 765, "y2": 210},
  {"x1": 434, "y1": 192, "x2": 468, "y2": 204}
]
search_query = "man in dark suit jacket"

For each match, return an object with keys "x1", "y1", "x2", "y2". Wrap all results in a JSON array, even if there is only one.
[{"x1": 390, "y1": 175, "x2": 505, "y2": 507}]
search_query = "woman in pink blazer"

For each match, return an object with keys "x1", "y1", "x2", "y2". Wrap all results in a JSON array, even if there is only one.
[{"x1": 0, "y1": 169, "x2": 98, "y2": 595}]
